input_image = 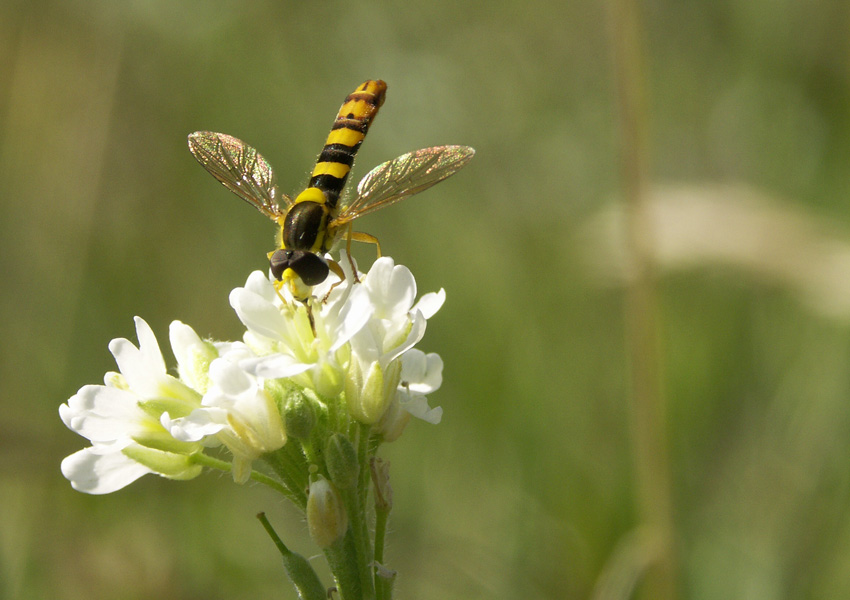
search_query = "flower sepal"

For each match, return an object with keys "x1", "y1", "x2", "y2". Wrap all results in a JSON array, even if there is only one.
[
  {"x1": 137, "y1": 394, "x2": 202, "y2": 423},
  {"x1": 131, "y1": 427, "x2": 203, "y2": 456},
  {"x1": 121, "y1": 444, "x2": 203, "y2": 481}
]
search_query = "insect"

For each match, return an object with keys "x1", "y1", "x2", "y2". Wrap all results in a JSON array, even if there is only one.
[{"x1": 188, "y1": 79, "x2": 475, "y2": 300}]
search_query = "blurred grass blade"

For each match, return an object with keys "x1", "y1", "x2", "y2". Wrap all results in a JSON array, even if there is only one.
[{"x1": 582, "y1": 183, "x2": 850, "y2": 320}]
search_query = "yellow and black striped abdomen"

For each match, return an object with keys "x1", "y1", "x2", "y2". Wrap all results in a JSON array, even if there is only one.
[{"x1": 308, "y1": 79, "x2": 387, "y2": 209}]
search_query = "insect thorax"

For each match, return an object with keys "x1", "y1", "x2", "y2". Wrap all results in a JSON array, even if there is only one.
[{"x1": 282, "y1": 197, "x2": 331, "y2": 253}]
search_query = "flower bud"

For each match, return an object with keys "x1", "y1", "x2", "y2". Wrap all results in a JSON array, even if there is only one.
[
  {"x1": 375, "y1": 397, "x2": 411, "y2": 443},
  {"x1": 281, "y1": 387, "x2": 315, "y2": 440},
  {"x1": 346, "y1": 360, "x2": 391, "y2": 425},
  {"x1": 306, "y1": 478, "x2": 348, "y2": 548},
  {"x1": 325, "y1": 434, "x2": 359, "y2": 489},
  {"x1": 169, "y1": 320, "x2": 219, "y2": 394}
]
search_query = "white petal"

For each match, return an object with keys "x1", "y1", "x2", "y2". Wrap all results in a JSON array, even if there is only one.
[
  {"x1": 61, "y1": 447, "x2": 153, "y2": 494},
  {"x1": 329, "y1": 285, "x2": 374, "y2": 351},
  {"x1": 243, "y1": 270, "x2": 278, "y2": 301},
  {"x1": 412, "y1": 289, "x2": 446, "y2": 320},
  {"x1": 208, "y1": 358, "x2": 253, "y2": 398},
  {"x1": 365, "y1": 258, "x2": 417, "y2": 318},
  {"x1": 169, "y1": 321, "x2": 216, "y2": 393},
  {"x1": 402, "y1": 350, "x2": 443, "y2": 394},
  {"x1": 169, "y1": 320, "x2": 203, "y2": 366},
  {"x1": 365, "y1": 256, "x2": 395, "y2": 285},
  {"x1": 162, "y1": 409, "x2": 226, "y2": 442},
  {"x1": 216, "y1": 341, "x2": 255, "y2": 363},
  {"x1": 380, "y1": 311, "x2": 426, "y2": 369},
  {"x1": 60, "y1": 385, "x2": 145, "y2": 442},
  {"x1": 384, "y1": 265, "x2": 417, "y2": 315},
  {"x1": 107, "y1": 318, "x2": 166, "y2": 396},
  {"x1": 398, "y1": 393, "x2": 443, "y2": 424},
  {"x1": 134, "y1": 317, "x2": 166, "y2": 368},
  {"x1": 239, "y1": 354, "x2": 313, "y2": 379},
  {"x1": 229, "y1": 287, "x2": 287, "y2": 341}
]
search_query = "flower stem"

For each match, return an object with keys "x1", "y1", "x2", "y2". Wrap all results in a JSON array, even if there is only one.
[
  {"x1": 324, "y1": 528, "x2": 370, "y2": 600},
  {"x1": 334, "y1": 422, "x2": 377, "y2": 600},
  {"x1": 373, "y1": 504, "x2": 393, "y2": 600},
  {"x1": 605, "y1": 0, "x2": 677, "y2": 597},
  {"x1": 190, "y1": 452, "x2": 298, "y2": 503},
  {"x1": 257, "y1": 512, "x2": 327, "y2": 600}
]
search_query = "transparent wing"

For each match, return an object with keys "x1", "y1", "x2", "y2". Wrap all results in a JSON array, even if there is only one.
[
  {"x1": 332, "y1": 145, "x2": 475, "y2": 227},
  {"x1": 188, "y1": 131, "x2": 289, "y2": 221}
]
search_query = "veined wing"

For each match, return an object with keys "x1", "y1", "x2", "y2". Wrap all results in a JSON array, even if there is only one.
[
  {"x1": 188, "y1": 131, "x2": 289, "y2": 220},
  {"x1": 332, "y1": 145, "x2": 475, "y2": 227}
]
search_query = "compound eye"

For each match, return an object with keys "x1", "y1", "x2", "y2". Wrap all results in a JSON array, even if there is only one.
[
  {"x1": 290, "y1": 252, "x2": 330, "y2": 286},
  {"x1": 269, "y1": 249, "x2": 292, "y2": 280}
]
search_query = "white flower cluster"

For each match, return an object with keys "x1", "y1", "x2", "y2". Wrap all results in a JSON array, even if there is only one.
[{"x1": 60, "y1": 257, "x2": 444, "y2": 494}]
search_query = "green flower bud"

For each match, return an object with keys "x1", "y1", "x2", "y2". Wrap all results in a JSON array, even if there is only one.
[
  {"x1": 325, "y1": 433, "x2": 359, "y2": 489},
  {"x1": 282, "y1": 387, "x2": 315, "y2": 440},
  {"x1": 306, "y1": 478, "x2": 348, "y2": 548}
]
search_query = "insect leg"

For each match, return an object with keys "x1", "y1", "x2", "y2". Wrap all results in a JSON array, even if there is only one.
[
  {"x1": 321, "y1": 259, "x2": 347, "y2": 303},
  {"x1": 348, "y1": 231, "x2": 382, "y2": 258}
]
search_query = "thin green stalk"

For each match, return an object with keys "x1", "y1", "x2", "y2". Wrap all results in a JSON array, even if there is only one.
[
  {"x1": 257, "y1": 512, "x2": 327, "y2": 600},
  {"x1": 373, "y1": 504, "x2": 392, "y2": 600},
  {"x1": 605, "y1": 0, "x2": 677, "y2": 598},
  {"x1": 190, "y1": 452, "x2": 292, "y2": 498},
  {"x1": 338, "y1": 423, "x2": 377, "y2": 600},
  {"x1": 370, "y1": 457, "x2": 394, "y2": 600},
  {"x1": 373, "y1": 505, "x2": 388, "y2": 566},
  {"x1": 342, "y1": 485, "x2": 375, "y2": 600}
]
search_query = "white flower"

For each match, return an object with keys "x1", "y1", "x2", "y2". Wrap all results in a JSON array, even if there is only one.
[
  {"x1": 398, "y1": 349, "x2": 444, "y2": 423},
  {"x1": 60, "y1": 317, "x2": 205, "y2": 494},
  {"x1": 230, "y1": 268, "x2": 371, "y2": 398},
  {"x1": 345, "y1": 258, "x2": 445, "y2": 424},
  {"x1": 61, "y1": 256, "x2": 446, "y2": 495},
  {"x1": 170, "y1": 320, "x2": 218, "y2": 394},
  {"x1": 376, "y1": 349, "x2": 444, "y2": 442},
  {"x1": 163, "y1": 344, "x2": 286, "y2": 483},
  {"x1": 230, "y1": 257, "x2": 444, "y2": 428}
]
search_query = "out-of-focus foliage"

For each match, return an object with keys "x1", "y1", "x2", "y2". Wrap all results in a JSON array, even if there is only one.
[{"x1": 2, "y1": 0, "x2": 850, "y2": 598}]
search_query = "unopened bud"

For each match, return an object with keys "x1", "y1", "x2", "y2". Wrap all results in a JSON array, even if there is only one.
[
  {"x1": 281, "y1": 386, "x2": 315, "y2": 440},
  {"x1": 306, "y1": 478, "x2": 348, "y2": 548},
  {"x1": 325, "y1": 433, "x2": 359, "y2": 489}
]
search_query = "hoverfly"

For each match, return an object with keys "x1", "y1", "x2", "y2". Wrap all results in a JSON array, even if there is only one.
[{"x1": 188, "y1": 79, "x2": 474, "y2": 300}]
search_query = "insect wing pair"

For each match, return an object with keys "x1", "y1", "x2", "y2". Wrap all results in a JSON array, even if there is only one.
[{"x1": 188, "y1": 131, "x2": 474, "y2": 292}]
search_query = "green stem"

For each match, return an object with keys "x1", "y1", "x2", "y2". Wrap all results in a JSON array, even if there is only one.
[
  {"x1": 257, "y1": 512, "x2": 327, "y2": 600},
  {"x1": 324, "y1": 528, "x2": 368, "y2": 600},
  {"x1": 373, "y1": 506, "x2": 388, "y2": 566},
  {"x1": 190, "y1": 452, "x2": 292, "y2": 498},
  {"x1": 341, "y1": 485, "x2": 375, "y2": 600},
  {"x1": 605, "y1": 0, "x2": 677, "y2": 597},
  {"x1": 373, "y1": 504, "x2": 393, "y2": 600},
  {"x1": 326, "y1": 422, "x2": 377, "y2": 600}
]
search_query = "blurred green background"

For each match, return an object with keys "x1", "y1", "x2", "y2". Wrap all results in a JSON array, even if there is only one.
[{"x1": 3, "y1": 0, "x2": 850, "y2": 598}]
